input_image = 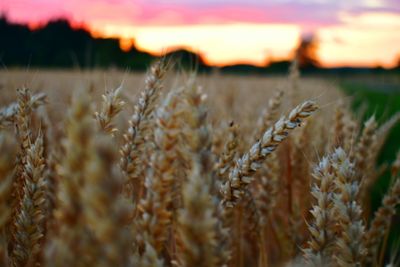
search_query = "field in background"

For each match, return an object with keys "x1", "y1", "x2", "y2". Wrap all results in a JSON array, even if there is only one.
[
  {"x1": 0, "y1": 69, "x2": 340, "y2": 130},
  {"x1": 1, "y1": 69, "x2": 398, "y2": 209},
  {"x1": 1, "y1": 68, "x2": 400, "y2": 266}
]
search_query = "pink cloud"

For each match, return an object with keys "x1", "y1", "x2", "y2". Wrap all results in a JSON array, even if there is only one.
[
  {"x1": 2, "y1": 0, "x2": 398, "y2": 34},
  {"x1": 0, "y1": 0, "x2": 377, "y2": 29}
]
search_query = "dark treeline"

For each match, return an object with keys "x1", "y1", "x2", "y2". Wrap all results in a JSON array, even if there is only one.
[
  {"x1": 1, "y1": 15, "x2": 399, "y2": 74},
  {"x1": 1, "y1": 16, "x2": 161, "y2": 70},
  {"x1": 0, "y1": 16, "x2": 157, "y2": 70},
  {"x1": 0, "y1": 15, "x2": 295, "y2": 73},
  {"x1": 0, "y1": 15, "x2": 216, "y2": 71}
]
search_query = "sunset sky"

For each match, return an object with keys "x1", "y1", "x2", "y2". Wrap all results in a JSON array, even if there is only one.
[{"x1": 1, "y1": 0, "x2": 400, "y2": 67}]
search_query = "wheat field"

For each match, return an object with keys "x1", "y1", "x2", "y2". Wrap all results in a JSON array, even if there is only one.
[{"x1": 0, "y1": 60, "x2": 399, "y2": 267}]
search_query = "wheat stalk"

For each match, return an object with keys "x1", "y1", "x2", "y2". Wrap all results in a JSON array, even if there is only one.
[
  {"x1": 178, "y1": 161, "x2": 218, "y2": 267},
  {"x1": 0, "y1": 134, "x2": 17, "y2": 266}
]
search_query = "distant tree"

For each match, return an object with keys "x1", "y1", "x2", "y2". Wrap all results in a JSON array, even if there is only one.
[
  {"x1": 0, "y1": 15, "x2": 31, "y2": 65},
  {"x1": 165, "y1": 49, "x2": 210, "y2": 72},
  {"x1": 296, "y1": 34, "x2": 320, "y2": 70},
  {"x1": 396, "y1": 54, "x2": 400, "y2": 69},
  {"x1": 31, "y1": 19, "x2": 93, "y2": 67}
]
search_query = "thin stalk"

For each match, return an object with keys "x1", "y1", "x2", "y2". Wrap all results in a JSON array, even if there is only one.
[
  {"x1": 268, "y1": 216, "x2": 283, "y2": 262},
  {"x1": 259, "y1": 228, "x2": 268, "y2": 267},
  {"x1": 237, "y1": 206, "x2": 244, "y2": 267},
  {"x1": 378, "y1": 221, "x2": 391, "y2": 267}
]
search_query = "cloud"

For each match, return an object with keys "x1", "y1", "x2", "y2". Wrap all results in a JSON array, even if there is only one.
[{"x1": 3, "y1": 0, "x2": 398, "y2": 28}]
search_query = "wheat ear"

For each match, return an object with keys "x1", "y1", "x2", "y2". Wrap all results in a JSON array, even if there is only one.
[
  {"x1": 333, "y1": 102, "x2": 346, "y2": 148},
  {"x1": 391, "y1": 151, "x2": 400, "y2": 177},
  {"x1": 353, "y1": 116, "x2": 377, "y2": 173},
  {"x1": 136, "y1": 90, "x2": 181, "y2": 259},
  {"x1": 45, "y1": 90, "x2": 95, "y2": 267},
  {"x1": 95, "y1": 85, "x2": 125, "y2": 135},
  {"x1": 120, "y1": 59, "x2": 168, "y2": 197},
  {"x1": 331, "y1": 148, "x2": 366, "y2": 267},
  {"x1": 363, "y1": 177, "x2": 400, "y2": 265},
  {"x1": 367, "y1": 112, "x2": 400, "y2": 169},
  {"x1": 0, "y1": 92, "x2": 46, "y2": 128},
  {"x1": 11, "y1": 132, "x2": 47, "y2": 267},
  {"x1": 220, "y1": 100, "x2": 317, "y2": 208},
  {"x1": 255, "y1": 90, "x2": 284, "y2": 138},
  {"x1": 83, "y1": 135, "x2": 132, "y2": 266},
  {"x1": 8, "y1": 88, "x2": 34, "y2": 261},
  {"x1": 214, "y1": 123, "x2": 237, "y2": 267},
  {"x1": 216, "y1": 122, "x2": 239, "y2": 182},
  {"x1": 377, "y1": 112, "x2": 400, "y2": 144},
  {"x1": 178, "y1": 161, "x2": 218, "y2": 267},
  {"x1": 303, "y1": 156, "x2": 335, "y2": 266},
  {"x1": 177, "y1": 83, "x2": 218, "y2": 267}
]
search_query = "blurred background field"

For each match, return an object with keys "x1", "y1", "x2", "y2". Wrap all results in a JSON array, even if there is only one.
[{"x1": 1, "y1": 68, "x2": 399, "y2": 215}]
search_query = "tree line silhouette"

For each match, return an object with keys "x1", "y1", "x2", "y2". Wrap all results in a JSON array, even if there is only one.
[
  {"x1": 1, "y1": 15, "x2": 397, "y2": 74},
  {"x1": 0, "y1": 16, "x2": 207, "y2": 70}
]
